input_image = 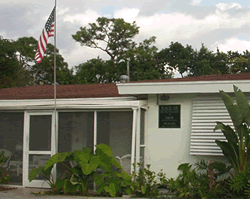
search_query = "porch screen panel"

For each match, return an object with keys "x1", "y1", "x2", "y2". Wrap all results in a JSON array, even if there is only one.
[
  {"x1": 0, "y1": 112, "x2": 24, "y2": 185},
  {"x1": 58, "y1": 112, "x2": 94, "y2": 153},
  {"x1": 190, "y1": 94, "x2": 233, "y2": 156},
  {"x1": 97, "y1": 111, "x2": 133, "y2": 173},
  {"x1": 29, "y1": 115, "x2": 51, "y2": 151}
]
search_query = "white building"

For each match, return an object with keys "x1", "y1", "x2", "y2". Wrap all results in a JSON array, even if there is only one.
[{"x1": 1, "y1": 73, "x2": 250, "y2": 187}]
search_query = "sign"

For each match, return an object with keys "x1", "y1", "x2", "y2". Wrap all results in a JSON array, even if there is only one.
[{"x1": 159, "y1": 105, "x2": 181, "y2": 128}]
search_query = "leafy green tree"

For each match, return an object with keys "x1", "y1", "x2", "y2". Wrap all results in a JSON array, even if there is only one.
[
  {"x1": 30, "y1": 43, "x2": 75, "y2": 85},
  {"x1": 73, "y1": 18, "x2": 170, "y2": 82},
  {"x1": 126, "y1": 36, "x2": 170, "y2": 81},
  {"x1": 157, "y1": 42, "x2": 230, "y2": 77},
  {"x1": 15, "y1": 37, "x2": 37, "y2": 71},
  {"x1": 72, "y1": 17, "x2": 139, "y2": 66},
  {"x1": 157, "y1": 42, "x2": 195, "y2": 77},
  {"x1": 75, "y1": 57, "x2": 116, "y2": 84},
  {"x1": 227, "y1": 50, "x2": 250, "y2": 74},
  {"x1": 0, "y1": 36, "x2": 30, "y2": 88}
]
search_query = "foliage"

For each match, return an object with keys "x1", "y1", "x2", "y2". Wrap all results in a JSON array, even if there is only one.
[
  {"x1": 29, "y1": 144, "x2": 127, "y2": 196},
  {"x1": 214, "y1": 85, "x2": 250, "y2": 174},
  {"x1": 0, "y1": 35, "x2": 75, "y2": 88},
  {"x1": 0, "y1": 36, "x2": 30, "y2": 88},
  {"x1": 0, "y1": 151, "x2": 10, "y2": 184},
  {"x1": 75, "y1": 57, "x2": 117, "y2": 84},
  {"x1": 72, "y1": 17, "x2": 139, "y2": 66},
  {"x1": 229, "y1": 171, "x2": 250, "y2": 196},
  {"x1": 130, "y1": 163, "x2": 168, "y2": 197},
  {"x1": 73, "y1": 18, "x2": 170, "y2": 82},
  {"x1": 94, "y1": 170, "x2": 132, "y2": 197},
  {"x1": 157, "y1": 42, "x2": 229, "y2": 77},
  {"x1": 167, "y1": 161, "x2": 231, "y2": 198}
]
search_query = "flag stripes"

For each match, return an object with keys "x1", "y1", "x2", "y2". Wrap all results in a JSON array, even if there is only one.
[{"x1": 35, "y1": 7, "x2": 55, "y2": 64}]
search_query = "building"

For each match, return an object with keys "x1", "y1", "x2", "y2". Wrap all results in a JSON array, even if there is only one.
[{"x1": 1, "y1": 73, "x2": 250, "y2": 187}]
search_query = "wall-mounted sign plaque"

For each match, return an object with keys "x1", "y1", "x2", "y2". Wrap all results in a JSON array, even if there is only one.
[{"x1": 159, "y1": 105, "x2": 181, "y2": 128}]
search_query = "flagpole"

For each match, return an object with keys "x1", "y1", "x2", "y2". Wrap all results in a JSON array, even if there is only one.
[{"x1": 54, "y1": 0, "x2": 57, "y2": 154}]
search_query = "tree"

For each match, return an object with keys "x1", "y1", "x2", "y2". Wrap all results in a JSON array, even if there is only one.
[
  {"x1": 0, "y1": 36, "x2": 30, "y2": 88},
  {"x1": 72, "y1": 17, "x2": 139, "y2": 66},
  {"x1": 75, "y1": 57, "x2": 115, "y2": 84},
  {"x1": 15, "y1": 36, "x2": 75, "y2": 85},
  {"x1": 227, "y1": 50, "x2": 250, "y2": 74},
  {"x1": 30, "y1": 43, "x2": 75, "y2": 85},
  {"x1": 0, "y1": 36, "x2": 74, "y2": 88},
  {"x1": 157, "y1": 42, "x2": 231, "y2": 77},
  {"x1": 125, "y1": 36, "x2": 171, "y2": 81},
  {"x1": 157, "y1": 42, "x2": 195, "y2": 77},
  {"x1": 72, "y1": 17, "x2": 171, "y2": 82}
]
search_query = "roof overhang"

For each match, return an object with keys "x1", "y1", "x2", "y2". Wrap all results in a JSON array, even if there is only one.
[
  {"x1": 0, "y1": 97, "x2": 148, "y2": 110},
  {"x1": 117, "y1": 80, "x2": 250, "y2": 95}
]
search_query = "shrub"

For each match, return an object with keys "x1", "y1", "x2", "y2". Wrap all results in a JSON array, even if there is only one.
[
  {"x1": 167, "y1": 161, "x2": 232, "y2": 198},
  {"x1": 131, "y1": 163, "x2": 168, "y2": 197},
  {"x1": 0, "y1": 151, "x2": 10, "y2": 184},
  {"x1": 29, "y1": 144, "x2": 130, "y2": 196}
]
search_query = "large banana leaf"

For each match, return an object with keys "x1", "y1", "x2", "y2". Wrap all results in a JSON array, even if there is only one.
[
  {"x1": 234, "y1": 85, "x2": 250, "y2": 124},
  {"x1": 214, "y1": 122, "x2": 238, "y2": 145},
  {"x1": 219, "y1": 90, "x2": 243, "y2": 127},
  {"x1": 215, "y1": 140, "x2": 237, "y2": 167}
]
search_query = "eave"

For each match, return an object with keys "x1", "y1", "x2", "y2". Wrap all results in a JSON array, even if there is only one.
[{"x1": 117, "y1": 80, "x2": 250, "y2": 95}]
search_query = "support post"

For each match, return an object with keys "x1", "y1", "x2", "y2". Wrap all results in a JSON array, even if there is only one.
[{"x1": 131, "y1": 108, "x2": 137, "y2": 174}]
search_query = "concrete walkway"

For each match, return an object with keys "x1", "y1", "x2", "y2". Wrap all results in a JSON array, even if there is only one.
[{"x1": 0, "y1": 187, "x2": 134, "y2": 199}]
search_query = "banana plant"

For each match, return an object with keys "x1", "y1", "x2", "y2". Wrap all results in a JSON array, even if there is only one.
[{"x1": 214, "y1": 85, "x2": 250, "y2": 174}]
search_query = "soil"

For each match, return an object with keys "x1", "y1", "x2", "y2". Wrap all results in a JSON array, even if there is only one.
[{"x1": 0, "y1": 186, "x2": 17, "y2": 192}]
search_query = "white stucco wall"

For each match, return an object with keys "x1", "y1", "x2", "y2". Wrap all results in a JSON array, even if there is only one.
[{"x1": 144, "y1": 94, "x2": 227, "y2": 178}]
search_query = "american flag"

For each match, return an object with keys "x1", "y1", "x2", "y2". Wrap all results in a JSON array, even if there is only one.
[{"x1": 35, "y1": 7, "x2": 55, "y2": 63}]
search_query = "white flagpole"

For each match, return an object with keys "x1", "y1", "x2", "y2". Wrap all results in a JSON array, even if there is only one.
[
  {"x1": 54, "y1": 0, "x2": 57, "y2": 153},
  {"x1": 52, "y1": 0, "x2": 57, "y2": 181}
]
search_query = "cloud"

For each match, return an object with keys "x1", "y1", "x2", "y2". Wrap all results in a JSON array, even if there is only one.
[
  {"x1": 63, "y1": 9, "x2": 100, "y2": 25},
  {"x1": 58, "y1": 8, "x2": 70, "y2": 16},
  {"x1": 2, "y1": 0, "x2": 250, "y2": 69},
  {"x1": 61, "y1": 43, "x2": 109, "y2": 68},
  {"x1": 112, "y1": 5, "x2": 250, "y2": 51},
  {"x1": 212, "y1": 38, "x2": 250, "y2": 53},
  {"x1": 216, "y1": 3, "x2": 242, "y2": 11},
  {"x1": 190, "y1": 0, "x2": 202, "y2": 6},
  {"x1": 114, "y1": 8, "x2": 140, "y2": 22}
]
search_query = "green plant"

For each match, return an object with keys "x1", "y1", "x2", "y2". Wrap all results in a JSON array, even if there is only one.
[
  {"x1": 130, "y1": 163, "x2": 167, "y2": 197},
  {"x1": 214, "y1": 85, "x2": 250, "y2": 174},
  {"x1": 29, "y1": 144, "x2": 125, "y2": 196},
  {"x1": 0, "y1": 151, "x2": 10, "y2": 184},
  {"x1": 29, "y1": 164, "x2": 63, "y2": 194},
  {"x1": 167, "y1": 161, "x2": 231, "y2": 198},
  {"x1": 229, "y1": 170, "x2": 250, "y2": 196},
  {"x1": 94, "y1": 170, "x2": 132, "y2": 197},
  {"x1": 0, "y1": 151, "x2": 9, "y2": 167}
]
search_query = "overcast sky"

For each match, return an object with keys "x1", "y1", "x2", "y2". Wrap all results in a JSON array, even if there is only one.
[{"x1": 1, "y1": 0, "x2": 250, "y2": 69}]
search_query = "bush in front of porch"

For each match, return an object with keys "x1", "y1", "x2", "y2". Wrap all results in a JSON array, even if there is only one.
[
  {"x1": 29, "y1": 143, "x2": 169, "y2": 198},
  {"x1": 0, "y1": 151, "x2": 10, "y2": 185},
  {"x1": 29, "y1": 143, "x2": 132, "y2": 197}
]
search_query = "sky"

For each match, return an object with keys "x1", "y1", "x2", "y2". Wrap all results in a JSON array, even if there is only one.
[{"x1": 1, "y1": 0, "x2": 250, "y2": 70}]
